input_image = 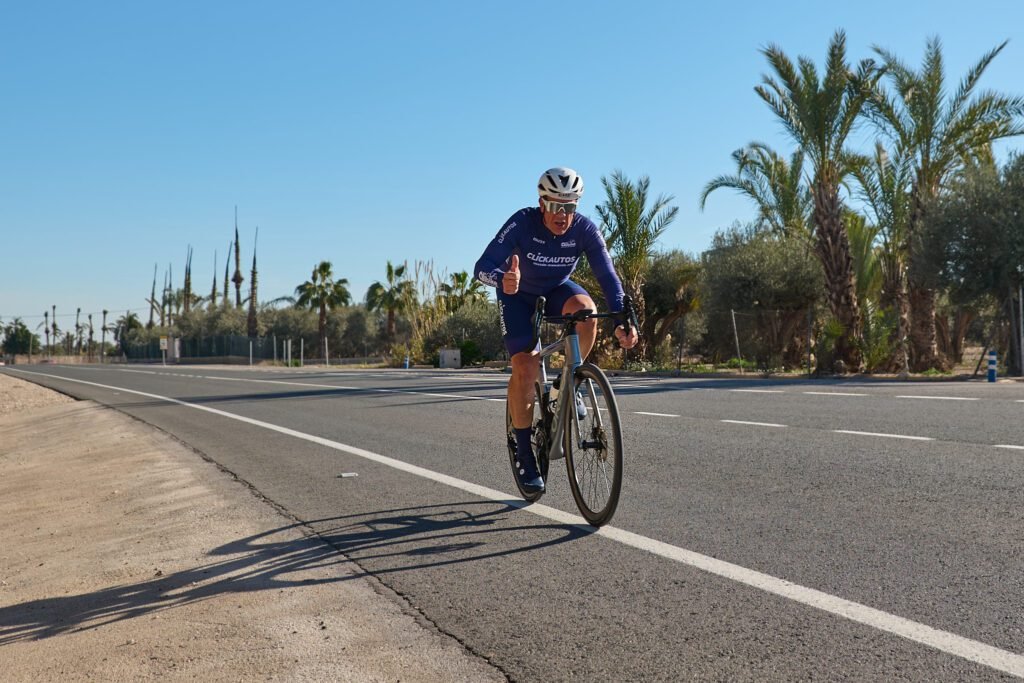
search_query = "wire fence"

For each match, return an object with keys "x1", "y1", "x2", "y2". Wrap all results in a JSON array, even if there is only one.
[{"x1": 119, "y1": 334, "x2": 383, "y2": 366}]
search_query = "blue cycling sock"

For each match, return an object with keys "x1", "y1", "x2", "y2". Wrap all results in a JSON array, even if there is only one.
[{"x1": 514, "y1": 427, "x2": 534, "y2": 462}]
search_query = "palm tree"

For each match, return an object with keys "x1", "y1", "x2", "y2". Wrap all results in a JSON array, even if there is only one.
[
  {"x1": 851, "y1": 142, "x2": 914, "y2": 372},
  {"x1": 232, "y1": 221, "x2": 244, "y2": 308},
  {"x1": 440, "y1": 271, "x2": 487, "y2": 313},
  {"x1": 595, "y1": 170, "x2": 678, "y2": 357},
  {"x1": 183, "y1": 246, "x2": 193, "y2": 314},
  {"x1": 642, "y1": 250, "x2": 702, "y2": 351},
  {"x1": 101, "y1": 310, "x2": 109, "y2": 362},
  {"x1": 247, "y1": 229, "x2": 259, "y2": 338},
  {"x1": 843, "y1": 211, "x2": 882, "y2": 309},
  {"x1": 366, "y1": 260, "x2": 416, "y2": 340},
  {"x1": 295, "y1": 261, "x2": 351, "y2": 359},
  {"x1": 74, "y1": 307, "x2": 82, "y2": 355},
  {"x1": 115, "y1": 312, "x2": 143, "y2": 352},
  {"x1": 700, "y1": 142, "x2": 812, "y2": 239},
  {"x1": 756, "y1": 30, "x2": 879, "y2": 371},
  {"x1": 867, "y1": 37, "x2": 1024, "y2": 370}
]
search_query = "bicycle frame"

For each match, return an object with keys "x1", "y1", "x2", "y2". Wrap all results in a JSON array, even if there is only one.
[{"x1": 535, "y1": 313, "x2": 604, "y2": 463}]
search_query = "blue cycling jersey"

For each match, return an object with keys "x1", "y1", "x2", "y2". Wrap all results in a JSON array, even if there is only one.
[{"x1": 474, "y1": 207, "x2": 625, "y2": 313}]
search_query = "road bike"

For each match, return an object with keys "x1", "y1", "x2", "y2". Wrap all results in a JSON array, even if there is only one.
[{"x1": 505, "y1": 296, "x2": 638, "y2": 526}]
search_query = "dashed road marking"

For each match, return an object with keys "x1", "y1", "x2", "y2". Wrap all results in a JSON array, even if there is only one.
[
  {"x1": 834, "y1": 430, "x2": 933, "y2": 441},
  {"x1": 896, "y1": 395, "x2": 980, "y2": 401},
  {"x1": 721, "y1": 419, "x2": 786, "y2": 428}
]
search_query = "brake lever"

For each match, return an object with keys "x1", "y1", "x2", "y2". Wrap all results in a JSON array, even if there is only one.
[
  {"x1": 622, "y1": 295, "x2": 640, "y2": 337},
  {"x1": 532, "y1": 296, "x2": 546, "y2": 347}
]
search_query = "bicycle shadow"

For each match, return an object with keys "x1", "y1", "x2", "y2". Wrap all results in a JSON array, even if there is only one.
[{"x1": 0, "y1": 500, "x2": 593, "y2": 645}]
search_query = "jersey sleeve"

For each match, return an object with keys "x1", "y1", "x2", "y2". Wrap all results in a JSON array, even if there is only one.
[
  {"x1": 581, "y1": 221, "x2": 625, "y2": 315},
  {"x1": 474, "y1": 212, "x2": 521, "y2": 288}
]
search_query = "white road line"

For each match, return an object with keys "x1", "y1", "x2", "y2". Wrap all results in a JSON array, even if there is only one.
[
  {"x1": 834, "y1": 430, "x2": 934, "y2": 441},
  {"x1": 803, "y1": 391, "x2": 868, "y2": 397},
  {"x1": 896, "y1": 395, "x2": 979, "y2": 401},
  {"x1": 721, "y1": 420, "x2": 786, "y2": 428},
  {"x1": 124, "y1": 371, "x2": 511, "y2": 403},
  {"x1": 994, "y1": 445, "x2": 1024, "y2": 451},
  {"x1": 634, "y1": 411, "x2": 679, "y2": 418},
  {"x1": 730, "y1": 389, "x2": 785, "y2": 394},
  {"x1": 9, "y1": 367, "x2": 1024, "y2": 678}
]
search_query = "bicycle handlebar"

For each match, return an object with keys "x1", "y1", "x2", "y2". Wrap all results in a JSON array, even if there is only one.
[{"x1": 530, "y1": 294, "x2": 641, "y2": 348}]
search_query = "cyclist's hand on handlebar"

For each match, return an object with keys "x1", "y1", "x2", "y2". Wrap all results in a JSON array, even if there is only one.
[
  {"x1": 615, "y1": 324, "x2": 639, "y2": 349},
  {"x1": 502, "y1": 254, "x2": 520, "y2": 295}
]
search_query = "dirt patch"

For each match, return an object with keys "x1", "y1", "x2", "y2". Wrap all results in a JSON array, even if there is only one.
[
  {"x1": 0, "y1": 372, "x2": 74, "y2": 416},
  {"x1": 0, "y1": 372, "x2": 504, "y2": 682}
]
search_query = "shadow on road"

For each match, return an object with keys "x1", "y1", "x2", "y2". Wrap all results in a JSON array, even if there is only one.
[{"x1": 0, "y1": 501, "x2": 592, "y2": 644}]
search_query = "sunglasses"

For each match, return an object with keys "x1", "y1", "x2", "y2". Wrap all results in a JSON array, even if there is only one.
[{"x1": 542, "y1": 198, "x2": 578, "y2": 215}]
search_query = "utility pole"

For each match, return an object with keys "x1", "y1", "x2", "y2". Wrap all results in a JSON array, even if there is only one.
[{"x1": 101, "y1": 310, "x2": 108, "y2": 363}]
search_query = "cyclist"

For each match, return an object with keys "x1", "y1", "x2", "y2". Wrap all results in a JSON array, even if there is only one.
[{"x1": 474, "y1": 166, "x2": 638, "y2": 495}]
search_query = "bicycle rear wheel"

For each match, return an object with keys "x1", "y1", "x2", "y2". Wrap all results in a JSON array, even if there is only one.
[
  {"x1": 505, "y1": 381, "x2": 550, "y2": 502},
  {"x1": 564, "y1": 363, "x2": 622, "y2": 526}
]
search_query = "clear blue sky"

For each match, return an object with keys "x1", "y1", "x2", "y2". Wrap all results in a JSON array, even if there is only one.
[{"x1": 2, "y1": 1, "x2": 1022, "y2": 328}]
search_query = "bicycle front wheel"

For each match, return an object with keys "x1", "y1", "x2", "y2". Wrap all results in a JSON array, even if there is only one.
[{"x1": 564, "y1": 363, "x2": 623, "y2": 526}]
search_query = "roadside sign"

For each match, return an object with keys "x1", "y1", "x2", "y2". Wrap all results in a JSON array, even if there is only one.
[{"x1": 160, "y1": 336, "x2": 168, "y2": 351}]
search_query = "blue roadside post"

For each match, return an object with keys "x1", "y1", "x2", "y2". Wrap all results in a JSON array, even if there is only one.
[
  {"x1": 404, "y1": 355, "x2": 410, "y2": 369},
  {"x1": 988, "y1": 349, "x2": 997, "y2": 382}
]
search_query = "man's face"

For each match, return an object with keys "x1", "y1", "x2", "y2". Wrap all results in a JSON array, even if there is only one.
[{"x1": 539, "y1": 196, "x2": 576, "y2": 235}]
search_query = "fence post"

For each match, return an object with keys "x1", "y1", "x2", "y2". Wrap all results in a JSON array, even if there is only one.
[
  {"x1": 249, "y1": 340, "x2": 253, "y2": 366},
  {"x1": 273, "y1": 335, "x2": 277, "y2": 364},
  {"x1": 731, "y1": 309, "x2": 743, "y2": 373},
  {"x1": 300, "y1": 338, "x2": 304, "y2": 367},
  {"x1": 326, "y1": 339, "x2": 329, "y2": 366}
]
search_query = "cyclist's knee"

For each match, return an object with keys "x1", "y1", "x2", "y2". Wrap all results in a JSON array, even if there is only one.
[
  {"x1": 562, "y1": 294, "x2": 596, "y2": 315},
  {"x1": 510, "y1": 352, "x2": 539, "y2": 382}
]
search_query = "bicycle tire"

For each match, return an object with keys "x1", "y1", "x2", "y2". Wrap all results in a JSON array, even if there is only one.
[
  {"x1": 564, "y1": 363, "x2": 623, "y2": 526},
  {"x1": 505, "y1": 381, "x2": 550, "y2": 502}
]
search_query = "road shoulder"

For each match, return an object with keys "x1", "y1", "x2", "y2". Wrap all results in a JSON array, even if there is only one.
[{"x1": 0, "y1": 372, "x2": 504, "y2": 682}]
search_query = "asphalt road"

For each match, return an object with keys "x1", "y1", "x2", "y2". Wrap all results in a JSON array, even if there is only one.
[{"x1": 6, "y1": 363, "x2": 1024, "y2": 681}]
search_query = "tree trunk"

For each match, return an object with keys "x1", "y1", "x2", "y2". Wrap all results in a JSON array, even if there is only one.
[
  {"x1": 812, "y1": 181, "x2": 863, "y2": 371},
  {"x1": 892, "y1": 288, "x2": 911, "y2": 374},
  {"x1": 1008, "y1": 293, "x2": 1022, "y2": 376},
  {"x1": 319, "y1": 306, "x2": 327, "y2": 361},
  {"x1": 951, "y1": 307, "x2": 973, "y2": 366},
  {"x1": 650, "y1": 301, "x2": 692, "y2": 351},
  {"x1": 908, "y1": 283, "x2": 941, "y2": 371},
  {"x1": 906, "y1": 187, "x2": 942, "y2": 371}
]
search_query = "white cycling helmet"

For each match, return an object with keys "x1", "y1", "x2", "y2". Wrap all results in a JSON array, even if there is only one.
[{"x1": 538, "y1": 167, "x2": 584, "y2": 201}]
